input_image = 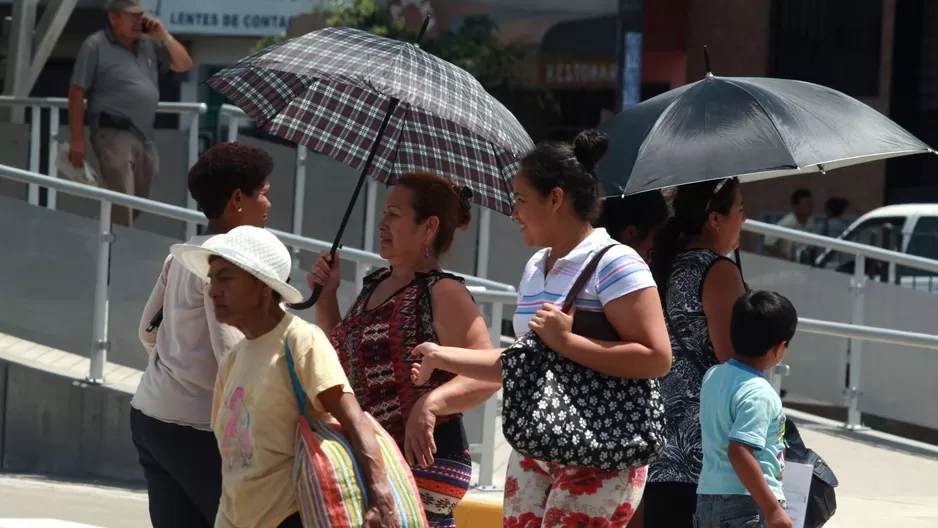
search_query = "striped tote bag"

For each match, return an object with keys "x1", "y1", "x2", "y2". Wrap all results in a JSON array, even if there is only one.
[{"x1": 285, "y1": 340, "x2": 428, "y2": 527}]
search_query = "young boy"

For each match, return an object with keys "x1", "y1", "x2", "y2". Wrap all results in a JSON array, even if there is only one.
[{"x1": 696, "y1": 290, "x2": 798, "y2": 528}]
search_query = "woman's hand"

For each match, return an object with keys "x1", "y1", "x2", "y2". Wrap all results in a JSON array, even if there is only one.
[
  {"x1": 362, "y1": 486, "x2": 400, "y2": 528},
  {"x1": 528, "y1": 303, "x2": 574, "y2": 351},
  {"x1": 410, "y1": 342, "x2": 443, "y2": 385},
  {"x1": 404, "y1": 393, "x2": 439, "y2": 467},
  {"x1": 307, "y1": 250, "x2": 341, "y2": 294}
]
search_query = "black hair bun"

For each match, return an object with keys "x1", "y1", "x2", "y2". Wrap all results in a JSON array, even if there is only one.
[{"x1": 572, "y1": 129, "x2": 610, "y2": 171}]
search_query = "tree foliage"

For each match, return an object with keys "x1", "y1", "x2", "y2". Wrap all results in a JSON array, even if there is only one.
[{"x1": 254, "y1": 0, "x2": 523, "y2": 89}]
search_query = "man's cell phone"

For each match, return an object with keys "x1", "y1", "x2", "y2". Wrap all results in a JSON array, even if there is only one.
[{"x1": 140, "y1": 16, "x2": 152, "y2": 32}]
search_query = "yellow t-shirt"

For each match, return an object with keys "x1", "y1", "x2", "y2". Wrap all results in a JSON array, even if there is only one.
[{"x1": 211, "y1": 313, "x2": 352, "y2": 528}]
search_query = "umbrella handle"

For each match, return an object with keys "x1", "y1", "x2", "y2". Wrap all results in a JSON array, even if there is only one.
[{"x1": 288, "y1": 98, "x2": 401, "y2": 311}]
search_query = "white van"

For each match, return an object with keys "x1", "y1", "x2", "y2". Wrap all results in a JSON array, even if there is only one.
[{"x1": 813, "y1": 204, "x2": 938, "y2": 292}]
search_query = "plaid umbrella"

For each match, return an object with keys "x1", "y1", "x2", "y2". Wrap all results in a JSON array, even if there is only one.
[
  {"x1": 205, "y1": 25, "x2": 532, "y2": 215},
  {"x1": 202, "y1": 22, "x2": 533, "y2": 309}
]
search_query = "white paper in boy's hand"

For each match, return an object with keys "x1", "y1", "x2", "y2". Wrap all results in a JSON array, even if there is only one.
[{"x1": 783, "y1": 461, "x2": 814, "y2": 528}]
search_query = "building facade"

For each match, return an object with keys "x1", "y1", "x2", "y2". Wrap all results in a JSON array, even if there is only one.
[
  {"x1": 9, "y1": 0, "x2": 928, "y2": 231},
  {"x1": 689, "y1": 0, "x2": 898, "y2": 230},
  {"x1": 292, "y1": 0, "x2": 906, "y2": 226}
]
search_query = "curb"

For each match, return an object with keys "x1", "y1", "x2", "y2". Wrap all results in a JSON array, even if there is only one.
[{"x1": 454, "y1": 493, "x2": 503, "y2": 527}]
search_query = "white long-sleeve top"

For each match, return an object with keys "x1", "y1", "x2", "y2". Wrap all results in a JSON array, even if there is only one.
[{"x1": 132, "y1": 235, "x2": 243, "y2": 430}]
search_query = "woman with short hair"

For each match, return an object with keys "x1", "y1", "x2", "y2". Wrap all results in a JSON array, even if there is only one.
[{"x1": 133, "y1": 142, "x2": 274, "y2": 527}]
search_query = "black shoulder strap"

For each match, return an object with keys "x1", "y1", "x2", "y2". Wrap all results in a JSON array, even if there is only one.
[{"x1": 560, "y1": 245, "x2": 617, "y2": 313}]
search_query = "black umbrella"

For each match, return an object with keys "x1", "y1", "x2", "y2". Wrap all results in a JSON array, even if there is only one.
[{"x1": 596, "y1": 48, "x2": 934, "y2": 197}]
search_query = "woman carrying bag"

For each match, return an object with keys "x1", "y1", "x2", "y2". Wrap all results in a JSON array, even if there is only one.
[
  {"x1": 411, "y1": 130, "x2": 672, "y2": 526},
  {"x1": 170, "y1": 225, "x2": 420, "y2": 528}
]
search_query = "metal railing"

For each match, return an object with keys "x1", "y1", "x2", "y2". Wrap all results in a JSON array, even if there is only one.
[
  {"x1": 0, "y1": 96, "x2": 208, "y2": 239},
  {"x1": 0, "y1": 161, "x2": 514, "y2": 489},
  {"x1": 480, "y1": 220, "x2": 938, "y2": 432},
  {"x1": 743, "y1": 219, "x2": 938, "y2": 430},
  {"x1": 7, "y1": 95, "x2": 938, "y2": 475},
  {"x1": 7, "y1": 157, "x2": 938, "y2": 482}
]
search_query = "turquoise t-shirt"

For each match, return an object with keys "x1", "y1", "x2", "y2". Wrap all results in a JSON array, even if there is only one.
[{"x1": 697, "y1": 359, "x2": 786, "y2": 500}]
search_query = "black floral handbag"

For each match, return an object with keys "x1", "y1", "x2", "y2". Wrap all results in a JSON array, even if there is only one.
[{"x1": 501, "y1": 245, "x2": 667, "y2": 471}]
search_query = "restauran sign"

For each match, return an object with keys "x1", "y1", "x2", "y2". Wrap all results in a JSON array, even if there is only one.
[
  {"x1": 539, "y1": 58, "x2": 617, "y2": 88},
  {"x1": 155, "y1": 0, "x2": 331, "y2": 36}
]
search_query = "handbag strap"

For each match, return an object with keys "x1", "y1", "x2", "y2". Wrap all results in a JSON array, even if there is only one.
[
  {"x1": 284, "y1": 338, "x2": 315, "y2": 430},
  {"x1": 560, "y1": 244, "x2": 618, "y2": 313}
]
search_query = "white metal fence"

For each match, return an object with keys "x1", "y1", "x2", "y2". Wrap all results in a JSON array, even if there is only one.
[
  {"x1": 5, "y1": 161, "x2": 938, "y2": 487},
  {"x1": 0, "y1": 160, "x2": 514, "y2": 488},
  {"x1": 0, "y1": 95, "x2": 208, "y2": 239},
  {"x1": 4, "y1": 97, "x2": 938, "y2": 485}
]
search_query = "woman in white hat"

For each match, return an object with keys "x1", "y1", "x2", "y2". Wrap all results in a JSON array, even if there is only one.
[{"x1": 171, "y1": 225, "x2": 398, "y2": 528}]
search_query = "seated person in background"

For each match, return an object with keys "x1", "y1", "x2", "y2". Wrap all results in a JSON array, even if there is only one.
[
  {"x1": 696, "y1": 290, "x2": 797, "y2": 528},
  {"x1": 818, "y1": 197, "x2": 850, "y2": 238},
  {"x1": 764, "y1": 189, "x2": 814, "y2": 261},
  {"x1": 594, "y1": 190, "x2": 669, "y2": 262}
]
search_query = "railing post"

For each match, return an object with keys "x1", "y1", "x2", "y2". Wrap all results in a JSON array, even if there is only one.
[
  {"x1": 292, "y1": 145, "x2": 307, "y2": 267},
  {"x1": 88, "y1": 199, "x2": 113, "y2": 383},
  {"x1": 227, "y1": 116, "x2": 240, "y2": 143},
  {"x1": 844, "y1": 253, "x2": 868, "y2": 430},
  {"x1": 768, "y1": 364, "x2": 789, "y2": 395},
  {"x1": 27, "y1": 104, "x2": 41, "y2": 205},
  {"x1": 477, "y1": 299, "x2": 503, "y2": 490},
  {"x1": 185, "y1": 111, "x2": 201, "y2": 239},
  {"x1": 355, "y1": 180, "x2": 378, "y2": 291},
  {"x1": 476, "y1": 209, "x2": 491, "y2": 278},
  {"x1": 46, "y1": 106, "x2": 59, "y2": 209}
]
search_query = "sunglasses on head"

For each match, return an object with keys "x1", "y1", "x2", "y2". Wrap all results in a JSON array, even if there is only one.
[{"x1": 705, "y1": 178, "x2": 729, "y2": 212}]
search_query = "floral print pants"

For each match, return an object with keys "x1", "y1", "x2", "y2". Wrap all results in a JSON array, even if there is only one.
[{"x1": 502, "y1": 451, "x2": 647, "y2": 527}]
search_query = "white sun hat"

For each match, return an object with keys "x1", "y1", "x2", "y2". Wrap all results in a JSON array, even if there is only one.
[{"x1": 169, "y1": 225, "x2": 303, "y2": 304}]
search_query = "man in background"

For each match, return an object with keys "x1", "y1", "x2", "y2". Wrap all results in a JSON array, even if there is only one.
[
  {"x1": 764, "y1": 188, "x2": 815, "y2": 261},
  {"x1": 68, "y1": 0, "x2": 192, "y2": 226}
]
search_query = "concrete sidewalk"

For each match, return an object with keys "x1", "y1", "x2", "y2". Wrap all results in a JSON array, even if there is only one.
[
  {"x1": 2, "y1": 326, "x2": 937, "y2": 528},
  {"x1": 1, "y1": 407, "x2": 937, "y2": 527},
  {"x1": 785, "y1": 409, "x2": 938, "y2": 527},
  {"x1": 457, "y1": 407, "x2": 938, "y2": 527}
]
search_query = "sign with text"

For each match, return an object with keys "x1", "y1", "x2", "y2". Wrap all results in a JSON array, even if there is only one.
[
  {"x1": 155, "y1": 0, "x2": 340, "y2": 36},
  {"x1": 539, "y1": 58, "x2": 617, "y2": 88}
]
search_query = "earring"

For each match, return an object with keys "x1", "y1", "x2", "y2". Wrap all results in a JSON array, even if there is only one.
[
  {"x1": 423, "y1": 242, "x2": 429, "y2": 260},
  {"x1": 237, "y1": 206, "x2": 242, "y2": 212}
]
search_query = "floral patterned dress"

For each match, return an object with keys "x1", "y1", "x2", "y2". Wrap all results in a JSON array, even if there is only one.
[
  {"x1": 503, "y1": 454, "x2": 647, "y2": 528},
  {"x1": 329, "y1": 268, "x2": 471, "y2": 528}
]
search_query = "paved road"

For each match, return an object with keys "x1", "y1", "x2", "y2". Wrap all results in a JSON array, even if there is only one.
[
  {"x1": 0, "y1": 474, "x2": 148, "y2": 528},
  {"x1": 793, "y1": 413, "x2": 938, "y2": 527},
  {"x1": 2, "y1": 409, "x2": 938, "y2": 527}
]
